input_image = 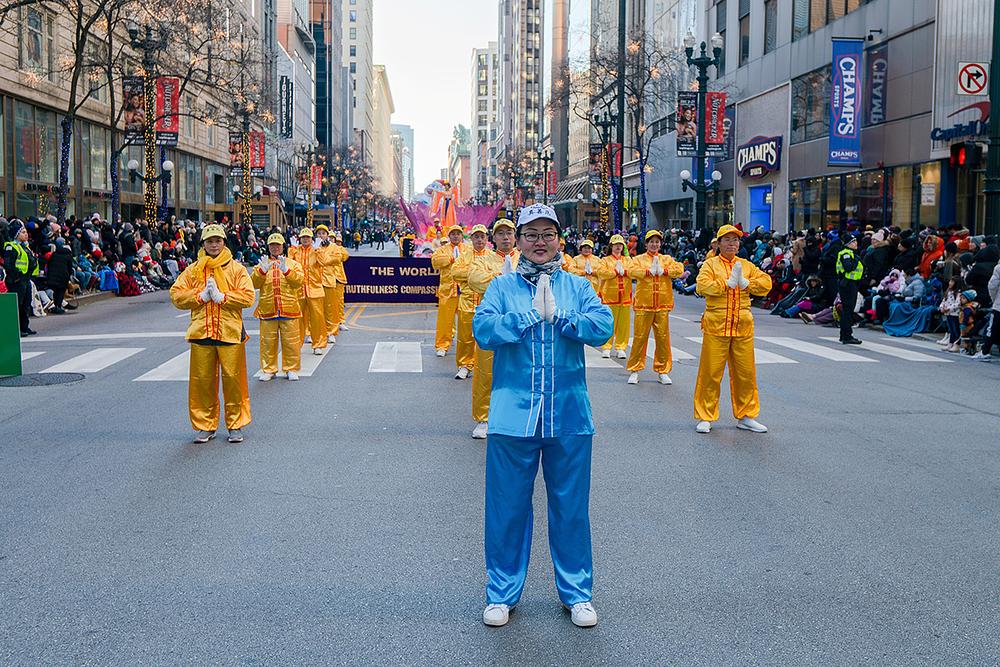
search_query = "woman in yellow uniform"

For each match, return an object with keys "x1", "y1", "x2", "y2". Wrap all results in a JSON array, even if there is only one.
[
  {"x1": 595, "y1": 234, "x2": 632, "y2": 359},
  {"x1": 450, "y1": 224, "x2": 490, "y2": 379},
  {"x1": 567, "y1": 239, "x2": 601, "y2": 294},
  {"x1": 169, "y1": 224, "x2": 255, "y2": 444},
  {"x1": 693, "y1": 224, "x2": 772, "y2": 434},
  {"x1": 251, "y1": 233, "x2": 305, "y2": 381},
  {"x1": 288, "y1": 227, "x2": 330, "y2": 355},
  {"x1": 430, "y1": 224, "x2": 469, "y2": 356},
  {"x1": 315, "y1": 225, "x2": 341, "y2": 344},
  {"x1": 466, "y1": 219, "x2": 518, "y2": 439},
  {"x1": 332, "y1": 231, "x2": 351, "y2": 332},
  {"x1": 625, "y1": 229, "x2": 684, "y2": 385}
]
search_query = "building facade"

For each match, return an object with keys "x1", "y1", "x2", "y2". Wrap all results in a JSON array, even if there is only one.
[
  {"x1": 391, "y1": 123, "x2": 415, "y2": 200},
  {"x1": 470, "y1": 43, "x2": 500, "y2": 202},
  {"x1": 370, "y1": 64, "x2": 395, "y2": 195},
  {"x1": 343, "y1": 0, "x2": 375, "y2": 164},
  {"x1": 497, "y1": 0, "x2": 545, "y2": 158},
  {"x1": 312, "y1": 0, "x2": 346, "y2": 152}
]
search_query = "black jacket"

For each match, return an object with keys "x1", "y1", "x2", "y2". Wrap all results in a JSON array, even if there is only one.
[
  {"x1": 967, "y1": 245, "x2": 999, "y2": 306},
  {"x1": 46, "y1": 246, "x2": 75, "y2": 286}
]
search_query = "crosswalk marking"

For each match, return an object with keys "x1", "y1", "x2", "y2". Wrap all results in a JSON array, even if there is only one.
[
  {"x1": 890, "y1": 337, "x2": 947, "y2": 352},
  {"x1": 685, "y1": 336, "x2": 798, "y2": 364},
  {"x1": 41, "y1": 347, "x2": 144, "y2": 374},
  {"x1": 134, "y1": 351, "x2": 190, "y2": 382},
  {"x1": 758, "y1": 336, "x2": 877, "y2": 362},
  {"x1": 368, "y1": 342, "x2": 422, "y2": 373},
  {"x1": 254, "y1": 344, "x2": 333, "y2": 378},
  {"x1": 645, "y1": 338, "x2": 696, "y2": 361},
  {"x1": 818, "y1": 337, "x2": 952, "y2": 362},
  {"x1": 585, "y1": 347, "x2": 619, "y2": 368},
  {"x1": 21, "y1": 351, "x2": 45, "y2": 361}
]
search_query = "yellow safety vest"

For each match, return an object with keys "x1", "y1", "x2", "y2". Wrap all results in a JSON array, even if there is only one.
[
  {"x1": 4, "y1": 241, "x2": 38, "y2": 276},
  {"x1": 836, "y1": 248, "x2": 863, "y2": 281}
]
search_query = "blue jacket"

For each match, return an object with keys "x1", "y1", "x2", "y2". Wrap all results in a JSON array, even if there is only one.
[{"x1": 473, "y1": 270, "x2": 614, "y2": 438}]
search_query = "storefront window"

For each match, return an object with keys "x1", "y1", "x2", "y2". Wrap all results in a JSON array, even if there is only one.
[
  {"x1": 790, "y1": 66, "x2": 831, "y2": 144},
  {"x1": 916, "y1": 161, "x2": 940, "y2": 227},
  {"x1": 80, "y1": 123, "x2": 108, "y2": 190},
  {"x1": 891, "y1": 165, "x2": 913, "y2": 229},
  {"x1": 844, "y1": 169, "x2": 884, "y2": 227},
  {"x1": 824, "y1": 175, "x2": 840, "y2": 228},
  {"x1": 707, "y1": 189, "x2": 734, "y2": 228},
  {"x1": 789, "y1": 177, "x2": 823, "y2": 230},
  {"x1": 121, "y1": 145, "x2": 143, "y2": 194}
]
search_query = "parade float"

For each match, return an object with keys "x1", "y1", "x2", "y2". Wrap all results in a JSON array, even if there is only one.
[{"x1": 399, "y1": 180, "x2": 504, "y2": 257}]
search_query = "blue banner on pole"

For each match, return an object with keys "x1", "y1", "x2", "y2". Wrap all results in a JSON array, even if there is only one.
[{"x1": 829, "y1": 37, "x2": 864, "y2": 166}]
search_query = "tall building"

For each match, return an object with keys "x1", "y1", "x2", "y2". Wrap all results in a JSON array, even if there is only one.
[
  {"x1": 391, "y1": 123, "x2": 415, "y2": 200},
  {"x1": 343, "y1": 0, "x2": 375, "y2": 163},
  {"x1": 312, "y1": 0, "x2": 346, "y2": 151},
  {"x1": 497, "y1": 0, "x2": 544, "y2": 157},
  {"x1": 448, "y1": 125, "x2": 472, "y2": 203},
  {"x1": 371, "y1": 64, "x2": 396, "y2": 195},
  {"x1": 470, "y1": 43, "x2": 499, "y2": 202}
]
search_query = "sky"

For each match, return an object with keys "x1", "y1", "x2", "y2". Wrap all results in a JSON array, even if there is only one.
[{"x1": 372, "y1": 0, "x2": 498, "y2": 190}]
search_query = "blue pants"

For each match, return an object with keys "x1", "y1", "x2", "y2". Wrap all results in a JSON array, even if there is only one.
[{"x1": 485, "y1": 433, "x2": 593, "y2": 606}]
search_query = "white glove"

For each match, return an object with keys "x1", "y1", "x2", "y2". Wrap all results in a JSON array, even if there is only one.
[
  {"x1": 541, "y1": 274, "x2": 557, "y2": 322},
  {"x1": 258, "y1": 257, "x2": 272, "y2": 273},
  {"x1": 726, "y1": 261, "x2": 744, "y2": 289},
  {"x1": 199, "y1": 282, "x2": 212, "y2": 302},
  {"x1": 615, "y1": 260, "x2": 624, "y2": 276},
  {"x1": 278, "y1": 256, "x2": 287, "y2": 273},
  {"x1": 651, "y1": 255, "x2": 663, "y2": 277},
  {"x1": 501, "y1": 254, "x2": 514, "y2": 275},
  {"x1": 312, "y1": 238, "x2": 322, "y2": 250},
  {"x1": 453, "y1": 245, "x2": 460, "y2": 260},
  {"x1": 532, "y1": 275, "x2": 546, "y2": 318},
  {"x1": 211, "y1": 284, "x2": 225, "y2": 303},
  {"x1": 584, "y1": 259, "x2": 592, "y2": 275}
]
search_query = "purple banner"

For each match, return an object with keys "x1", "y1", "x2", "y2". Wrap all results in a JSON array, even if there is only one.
[{"x1": 344, "y1": 256, "x2": 440, "y2": 303}]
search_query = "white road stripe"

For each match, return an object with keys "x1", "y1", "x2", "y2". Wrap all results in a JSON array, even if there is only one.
[
  {"x1": 25, "y1": 330, "x2": 260, "y2": 343},
  {"x1": 255, "y1": 344, "x2": 332, "y2": 378},
  {"x1": 134, "y1": 351, "x2": 190, "y2": 382},
  {"x1": 889, "y1": 337, "x2": 948, "y2": 352},
  {"x1": 645, "y1": 337, "x2": 696, "y2": 361},
  {"x1": 368, "y1": 342, "x2": 422, "y2": 373},
  {"x1": 757, "y1": 336, "x2": 878, "y2": 362},
  {"x1": 685, "y1": 336, "x2": 798, "y2": 364},
  {"x1": 41, "y1": 347, "x2": 144, "y2": 373},
  {"x1": 21, "y1": 351, "x2": 46, "y2": 361},
  {"x1": 585, "y1": 347, "x2": 619, "y2": 368},
  {"x1": 819, "y1": 337, "x2": 952, "y2": 362}
]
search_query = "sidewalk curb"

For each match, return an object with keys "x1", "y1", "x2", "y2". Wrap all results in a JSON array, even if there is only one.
[{"x1": 72, "y1": 290, "x2": 116, "y2": 308}]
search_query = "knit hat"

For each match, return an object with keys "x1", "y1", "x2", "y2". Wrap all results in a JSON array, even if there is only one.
[{"x1": 961, "y1": 289, "x2": 977, "y2": 301}]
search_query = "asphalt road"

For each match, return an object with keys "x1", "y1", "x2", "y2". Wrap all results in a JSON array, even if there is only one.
[{"x1": 2, "y1": 267, "x2": 999, "y2": 665}]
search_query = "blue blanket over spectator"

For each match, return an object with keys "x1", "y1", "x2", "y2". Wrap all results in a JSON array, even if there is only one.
[{"x1": 883, "y1": 301, "x2": 934, "y2": 337}]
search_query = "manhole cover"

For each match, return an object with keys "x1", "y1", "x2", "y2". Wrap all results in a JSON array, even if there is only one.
[{"x1": 0, "y1": 373, "x2": 86, "y2": 387}]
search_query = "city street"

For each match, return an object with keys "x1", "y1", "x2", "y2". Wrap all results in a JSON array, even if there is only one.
[{"x1": 3, "y1": 277, "x2": 999, "y2": 664}]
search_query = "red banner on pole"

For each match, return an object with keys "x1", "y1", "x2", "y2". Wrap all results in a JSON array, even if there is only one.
[
  {"x1": 705, "y1": 91, "x2": 727, "y2": 146},
  {"x1": 547, "y1": 170, "x2": 558, "y2": 196},
  {"x1": 311, "y1": 165, "x2": 323, "y2": 194},
  {"x1": 155, "y1": 77, "x2": 179, "y2": 146},
  {"x1": 607, "y1": 143, "x2": 623, "y2": 178},
  {"x1": 250, "y1": 131, "x2": 265, "y2": 176}
]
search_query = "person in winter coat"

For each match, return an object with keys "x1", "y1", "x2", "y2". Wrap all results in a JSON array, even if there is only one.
[
  {"x1": 45, "y1": 238, "x2": 76, "y2": 313},
  {"x1": 918, "y1": 235, "x2": 944, "y2": 279},
  {"x1": 965, "y1": 239, "x2": 998, "y2": 307},
  {"x1": 972, "y1": 262, "x2": 1000, "y2": 361},
  {"x1": 896, "y1": 272, "x2": 926, "y2": 304},
  {"x1": 893, "y1": 237, "x2": 922, "y2": 276},
  {"x1": 862, "y1": 228, "x2": 895, "y2": 286},
  {"x1": 4, "y1": 220, "x2": 39, "y2": 336},
  {"x1": 934, "y1": 242, "x2": 963, "y2": 286},
  {"x1": 800, "y1": 236, "x2": 822, "y2": 280}
]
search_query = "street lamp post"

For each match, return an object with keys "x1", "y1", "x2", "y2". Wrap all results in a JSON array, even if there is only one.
[
  {"x1": 127, "y1": 21, "x2": 165, "y2": 225},
  {"x1": 537, "y1": 149, "x2": 552, "y2": 205},
  {"x1": 683, "y1": 31, "x2": 724, "y2": 231},
  {"x1": 595, "y1": 112, "x2": 616, "y2": 227},
  {"x1": 127, "y1": 158, "x2": 174, "y2": 195},
  {"x1": 302, "y1": 142, "x2": 317, "y2": 228}
]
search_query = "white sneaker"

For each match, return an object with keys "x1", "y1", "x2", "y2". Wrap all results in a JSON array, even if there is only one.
[
  {"x1": 696, "y1": 421, "x2": 712, "y2": 434},
  {"x1": 566, "y1": 601, "x2": 598, "y2": 628},
  {"x1": 601, "y1": 349, "x2": 611, "y2": 358},
  {"x1": 737, "y1": 417, "x2": 768, "y2": 433},
  {"x1": 286, "y1": 371, "x2": 300, "y2": 381},
  {"x1": 339, "y1": 323, "x2": 350, "y2": 331},
  {"x1": 483, "y1": 604, "x2": 510, "y2": 627},
  {"x1": 258, "y1": 372, "x2": 274, "y2": 382},
  {"x1": 472, "y1": 422, "x2": 488, "y2": 439},
  {"x1": 972, "y1": 351, "x2": 993, "y2": 362},
  {"x1": 436, "y1": 349, "x2": 447, "y2": 357},
  {"x1": 455, "y1": 367, "x2": 471, "y2": 380},
  {"x1": 313, "y1": 348, "x2": 324, "y2": 356},
  {"x1": 327, "y1": 334, "x2": 336, "y2": 344},
  {"x1": 947, "y1": 343, "x2": 961, "y2": 353},
  {"x1": 937, "y1": 334, "x2": 950, "y2": 346},
  {"x1": 627, "y1": 372, "x2": 639, "y2": 385},
  {"x1": 616, "y1": 349, "x2": 627, "y2": 359},
  {"x1": 658, "y1": 373, "x2": 672, "y2": 385},
  {"x1": 304, "y1": 335, "x2": 312, "y2": 344},
  {"x1": 275, "y1": 371, "x2": 287, "y2": 379}
]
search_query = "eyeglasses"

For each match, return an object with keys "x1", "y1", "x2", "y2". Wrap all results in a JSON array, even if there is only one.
[{"x1": 520, "y1": 231, "x2": 559, "y2": 243}]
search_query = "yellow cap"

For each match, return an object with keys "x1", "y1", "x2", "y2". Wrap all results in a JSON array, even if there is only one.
[
  {"x1": 470, "y1": 224, "x2": 489, "y2": 236},
  {"x1": 266, "y1": 233, "x2": 285, "y2": 245},
  {"x1": 297, "y1": 227, "x2": 314, "y2": 238},
  {"x1": 644, "y1": 229, "x2": 663, "y2": 241},
  {"x1": 716, "y1": 224, "x2": 744, "y2": 239},
  {"x1": 200, "y1": 224, "x2": 226, "y2": 241},
  {"x1": 609, "y1": 234, "x2": 626, "y2": 246},
  {"x1": 493, "y1": 219, "x2": 516, "y2": 232},
  {"x1": 315, "y1": 224, "x2": 329, "y2": 233},
  {"x1": 580, "y1": 239, "x2": 594, "y2": 248},
  {"x1": 447, "y1": 224, "x2": 465, "y2": 234}
]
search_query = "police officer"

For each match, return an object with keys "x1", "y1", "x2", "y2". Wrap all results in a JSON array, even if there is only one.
[
  {"x1": 4, "y1": 220, "x2": 39, "y2": 337},
  {"x1": 836, "y1": 233, "x2": 863, "y2": 345}
]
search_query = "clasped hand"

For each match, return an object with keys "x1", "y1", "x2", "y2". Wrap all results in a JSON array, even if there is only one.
[
  {"x1": 725, "y1": 261, "x2": 750, "y2": 290},
  {"x1": 531, "y1": 274, "x2": 558, "y2": 323},
  {"x1": 200, "y1": 277, "x2": 225, "y2": 304}
]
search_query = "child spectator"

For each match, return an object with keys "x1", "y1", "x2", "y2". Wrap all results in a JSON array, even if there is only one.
[
  {"x1": 937, "y1": 277, "x2": 964, "y2": 352},
  {"x1": 959, "y1": 289, "x2": 980, "y2": 355}
]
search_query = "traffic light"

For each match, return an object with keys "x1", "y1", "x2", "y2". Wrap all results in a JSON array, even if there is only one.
[{"x1": 950, "y1": 141, "x2": 984, "y2": 168}]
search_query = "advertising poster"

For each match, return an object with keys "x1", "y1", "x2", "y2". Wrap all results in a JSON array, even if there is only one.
[
  {"x1": 704, "y1": 91, "x2": 727, "y2": 157},
  {"x1": 123, "y1": 77, "x2": 146, "y2": 143},
  {"x1": 155, "y1": 77, "x2": 180, "y2": 146},
  {"x1": 229, "y1": 132, "x2": 244, "y2": 176},
  {"x1": 588, "y1": 143, "x2": 603, "y2": 184},
  {"x1": 547, "y1": 170, "x2": 558, "y2": 196},
  {"x1": 676, "y1": 91, "x2": 698, "y2": 157},
  {"x1": 278, "y1": 75, "x2": 294, "y2": 139},
  {"x1": 866, "y1": 43, "x2": 888, "y2": 126},
  {"x1": 250, "y1": 131, "x2": 265, "y2": 177},
  {"x1": 311, "y1": 165, "x2": 323, "y2": 194},
  {"x1": 829, "y1": 37, "x2": 864, "y2": 166}
]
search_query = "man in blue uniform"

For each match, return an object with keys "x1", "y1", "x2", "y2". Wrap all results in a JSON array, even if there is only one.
[{"x1": 473, "y1": 204, "x2": 613, "y2": 628}]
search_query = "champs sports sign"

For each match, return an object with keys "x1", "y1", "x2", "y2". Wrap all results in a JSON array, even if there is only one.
[{"x1": 736, "y1": 135, "x2": 782, "y2": 178}]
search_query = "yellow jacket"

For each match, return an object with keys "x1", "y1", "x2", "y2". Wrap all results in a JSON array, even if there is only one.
[
  {"x1": 595, "y1": 255, "x2": 633, "y2": 306},
  {"x1": 331, "y1": 243, "x2": 350, "y2": 284},
  {"x1": 431, "y1": 241, "x2": 469, "y2": 298},
  {"x1": 316, "y1": 242, "x2": 341, "y2": 288},
  {"x1": 288, "y1": 244, "x2": 330, "y2": 299},
  {"x1": 251, "y1": 257, "x2": 305, "y2": 319},
  {"x1": 170, "y1": 257, "x2": 255, "y2": 344},
  {"x1": 567, "y1": 253, "x2": 601, "y2": 294},
  {"x1": 696, "y1": 254, "x2": 773, "y2": 337},
  {"x1": 452, "y1": 246, "x2": 490, "y2": 313},
  {"x1": 468, "y1": 249, "x2": 520, "y2": 296},
  {"x1": 628, "y1": 252, "x2": 684, "y2": 311},
  {"x1": 561, "y1": 252, "x2": 572, "y2": 272}
]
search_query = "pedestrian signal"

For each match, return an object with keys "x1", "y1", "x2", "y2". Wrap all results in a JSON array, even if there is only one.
[{"x1": 950, "y1": 141, "x2": 983, "y2": 168}]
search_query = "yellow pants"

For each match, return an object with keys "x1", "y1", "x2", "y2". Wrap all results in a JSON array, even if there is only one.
[
  {"x1": 472, "y1": 346, "x2": 494, "y2": 423},
  {"x1": 456, "y1": 309, "x2": 477, "y2": 370},
  {"x1": 299, "y1": 297, "x2": 327, "y2": 349},
  {"x1": 601, "y1": 303, "x2": 632, "y2": 351},
  {"x1": 334, "y1": 282, "x2": 346, "y2": 326},
  {"x1": 626, "y1": 310, "x2": 673, "y2": 373},
  {"x1": 693, "y1": 334, "x2": 760, "y2": 422},
  {"x1": 259, "y1": 318, "x2": 301, "y2": 374},
  {"x1": 188, "y1": 342, "x2": 252, "y2": 432},
  {"x1": 435, "y1": 293, "x2": 459, "y2": 351},
  {"x1": 323, "y1": 286, "x2": 340, "y2": 335}
]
